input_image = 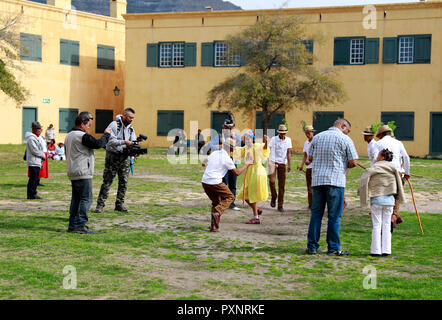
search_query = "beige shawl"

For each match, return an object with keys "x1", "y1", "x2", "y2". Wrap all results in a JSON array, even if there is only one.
[{"x1": 358, "y1": 161, "x2": 406, "y2": 207}]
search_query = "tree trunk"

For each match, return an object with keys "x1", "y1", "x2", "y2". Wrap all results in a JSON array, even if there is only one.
[{"x1": 261, "y1": 110, "x2": 270, "y2": 137}]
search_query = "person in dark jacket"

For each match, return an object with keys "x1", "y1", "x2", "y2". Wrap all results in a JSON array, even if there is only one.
[{"x1": 65, "y1": 112, "x2": 111, "y2": 234}]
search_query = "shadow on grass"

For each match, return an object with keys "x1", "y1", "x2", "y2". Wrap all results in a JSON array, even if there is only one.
[{"x1": 0, "y1": 215, "x2": 67, "y2": 233}]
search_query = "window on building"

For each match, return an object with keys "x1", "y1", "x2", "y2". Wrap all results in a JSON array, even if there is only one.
[
  {"x1": 211, "y1": 111, "x2": 231, "y2": 134},
  {"x1": 381, "y1": 112, "x2": 414, "y2": 141},
  {"x1": 350, "y1": 39, "x2": 364, "y2": 65},
  {"x1": 95, "y1": 109, "x2": 114, "y2": 133},
  {"x1": 255, "y1": 112, "x2": 285, "y2": 137},
  {"x1": 97, "y1": 45, "x2": 115, "y2": 70},
  {"x1": 60, "y1": 39, "x2": 79, "y2": 66},
  {"x1": 293, "y1": 40, "x2": 314, "y2": 64},
  {"x1": 20, "y1": 33, "x2": 42, "y2": 62},
  {"x1": 159, "y1": 42, "x2": 184, "y2": 67},
  {"x1": 59, "y1": 108, "x2": 79, "y2": 133},
  {"x1": 313, "y1": 112, "x2": 344, "y2": 134},
  {"x1": 201, "y1": 42, "x2": 245, "y2": 67},
  {"x1": 157, "y1": 110, "x2": 184, "y2": 136},
  {"x1": 147, "y1": 42, "x2": 196, "y2": 67},
  {"x1": 383, "y1": 34, "x2": 431, "y2": 64},
  {"x1": 214, "y1": 42, "x2": 240, "y2": 67},
  {"x1": 334, "y1": 37, "x2": 379, "y2": 65}
]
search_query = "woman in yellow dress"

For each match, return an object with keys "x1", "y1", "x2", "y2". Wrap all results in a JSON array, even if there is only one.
[{"x1": 234, "y1": 129, "x2": 270, "y2": 224}]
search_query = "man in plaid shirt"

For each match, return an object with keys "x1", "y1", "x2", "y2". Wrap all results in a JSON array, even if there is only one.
[{"x1": 306, "y1": 119, "x2": 358, "y2": 256}]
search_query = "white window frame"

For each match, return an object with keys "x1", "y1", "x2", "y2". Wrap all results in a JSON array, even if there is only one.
[
  {"x1": 214, "y1": 42, "x2": 240, "y2": 67},
  {"x1": 398, "y1": 37, "x2": 414, "y2": 64},
  {"x1": 349, "y1": 38, "x2": 364, "y2": 65},
  {"x1": 159, "y1": 42, "x2": 184, "y2": 67}
]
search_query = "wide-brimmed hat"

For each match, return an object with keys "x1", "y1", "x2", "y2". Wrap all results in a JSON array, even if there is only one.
[
  {"x1": 362, "y1": 126, "x2": 375, "y2": 135},
  {"x1": 376, "y1": 124, "x2": 392, "y2": 137},
  {"x1": 223, "y1": 138, "x2": 236, "y2": 148},
  {"x1": 223, "y1": 119, "x2": 235, "y2": 129},
  {"x1": 277, "y1": 124, "x2": 288, "y2": 133},
  {"x1": 304, "y1": 125, "x2": 316, "y2": 132},
  {"x1": 32, "y1": 121, "x2": 42, "y2": 129}
]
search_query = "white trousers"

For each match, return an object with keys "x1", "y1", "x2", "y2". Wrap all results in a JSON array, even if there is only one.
[{"x1": 370, "y1": 204, "x2": 393, "y2": 255}]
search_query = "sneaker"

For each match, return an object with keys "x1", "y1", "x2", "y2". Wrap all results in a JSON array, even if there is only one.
[
  {"x1": 115, "y1": 204, "x2": 128, "y2": 213},
  {"x1": 270, "y1": 199, "x2": 276, "y2": 208},
  {"x1": 370, "y1": 253, "x2": 381, "y2": 257},
  {"x1": 245, "y1": 218, "x2": 260, "y2": 224},
  {"x1": 382, "y1": 253, "x2": 390, "y2": 257},
  {"x1": 277, "y1": 207, "x2": 284, "y2": 213},
  {"x1": 231, "y1": 206, "x2": 241, "y2": 211},
  {"x1": 327, "y1": 250, "x2": 349, "y2": 256},
  {"x1": 93, "y1": 206, "x2": 103, "y2": 213},
  {"x1": 27, "y1": 195, "x2": 42, "y2": 200},
  {"x1": 306, "y1": 248, "x2": 317, "y2": 255},
  {"x1": 68, "y1": 226, "x2": 94, "y2": 234}
]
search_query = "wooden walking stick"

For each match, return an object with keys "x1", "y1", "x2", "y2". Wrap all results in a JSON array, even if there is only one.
[
  {"x1": 405, "y1": 177, "x2": 424, "y2": 235},
  {"x1": 357, "y1": 163, "x2": 424, "y2": 178}
]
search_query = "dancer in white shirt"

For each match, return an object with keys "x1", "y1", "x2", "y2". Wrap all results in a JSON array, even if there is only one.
[{"x1": 362, "y1": 126, "x2": 378, "y2": 166}]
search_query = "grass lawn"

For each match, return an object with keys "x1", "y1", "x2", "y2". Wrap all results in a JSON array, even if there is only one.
[{"x1": 0, "y1": 144, "x2": 440, "y2": 300}]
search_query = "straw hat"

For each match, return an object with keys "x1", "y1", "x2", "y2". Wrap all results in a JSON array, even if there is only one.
[
  {"x1": 277, "y1": 124, "x2": 288, "y2": 133},
  {"x1": 304, "y1": 125, "x2": 316, "y2": 132},
  {"x1": 375, "y1": 124, "x2": 392, "y2": 138},
  {"x1": 362, "y1": 126, "x2": 374, "y2": 135}
]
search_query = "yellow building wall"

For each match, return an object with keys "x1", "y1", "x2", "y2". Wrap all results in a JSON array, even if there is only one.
[
  {"x1": 124, "y1": 2, "x2": 441, "y2": 157},
  {"x1": 0, "y1": 0, "x2": 125, "y2": 144}
]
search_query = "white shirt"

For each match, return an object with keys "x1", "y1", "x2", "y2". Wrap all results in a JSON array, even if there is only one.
[
  {"x1": 269, "y1": 135, "x2": 292, "y2": 164},
  {"x1": 374, "y1": 135, "x2": 410, "y2": 175},
  {"x1": 303, "y1": 139, "x2": 313, "y2": 169},
  {"x1": 202, "y1": 149, "x2": 236, "y2": 185},
  {"x1": 367, "y1": 139, "x2": 378, "y2": 166}
]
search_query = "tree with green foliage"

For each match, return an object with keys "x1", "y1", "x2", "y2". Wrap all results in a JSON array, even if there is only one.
[
  {"x1": 207, "y1": 15, "x2": 347, "y2": 134},
  {"x1": 0, "y1": 13, "x2": 28, "y2": 106}
]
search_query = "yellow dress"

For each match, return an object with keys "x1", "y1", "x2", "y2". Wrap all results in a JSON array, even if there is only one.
[{"x1": 234, "y1": 143, "x2": 270, "y2": 203}]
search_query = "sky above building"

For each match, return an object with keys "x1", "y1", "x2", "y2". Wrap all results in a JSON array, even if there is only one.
[{"x1": 229, "y1": 0, "x2": 419, "y2": 10}]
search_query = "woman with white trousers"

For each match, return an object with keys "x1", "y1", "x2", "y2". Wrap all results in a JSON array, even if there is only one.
[{"x1": 358, "y1": 149, "x2": 406, "y2": 256}]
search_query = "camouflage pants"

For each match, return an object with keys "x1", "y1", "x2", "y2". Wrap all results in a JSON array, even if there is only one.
[{"x1": 96, "y1": 151, "x2": 130, "y2": 208}]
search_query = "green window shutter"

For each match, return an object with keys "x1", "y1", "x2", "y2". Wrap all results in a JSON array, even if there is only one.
[
  {"x1": 70, "y1": 41, "x2": 79, "y2": 66},
  {"x1": 382, "y1": 37, "x2": 398, "y2": 63},
  {"x1": 333, "y1": 38, "x2": 350, "y2": 65},
  {"x1": 97, "y1": 45, "x2": 115, "y2": 70},
  {"x1": 240, "y1": 53, "x2": 247, "y2": 66},
  {"x1": 313, "y1": 112, "x2": 344, "y2": 134},
  {"x1": 20, "y1": 33, "x2": 42, "y2": 62},
  {"x1": 184, "y1": 42, "x2": 196, "y2": 67},
  {"x1": 157, "y1": 111, "x2": 184, "y2": 136},
  {"x1": 60, "y1": 39, "x2": 79, "y2": 66},
  {"x1": 255, "y1": 112, "x2": 285, "y2": 137},
  {"x1": 413, "y1": 34, "x2": 431, "y2": 64},
  {"x1": 201, "y1": 42, "x2": 214, "y2": 66},
  {"x1": 60, "y1": 39, "x2": 69, "y2": 65},
  {"x1": 59, "y1": 108, "x2": 78, "y2": 133},
  {"x1": 211, "y1": 111, "x2": 230, "y2": 133},
  {"x1": 95, "y1": 109, "x2": 114, "y2": 133},
  {"x1": 146, "y1": 43, "x2": 158, "y2": 67},
  {"x1": 365, "y1": 38, "x2": 379, "y2": 63},
  {"x1": 381, "y1": 112, "x2": 414, "y2": 141}
]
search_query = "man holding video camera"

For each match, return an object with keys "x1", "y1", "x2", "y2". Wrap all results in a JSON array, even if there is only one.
[{"x1": 95, "y1": 107, "x2": 137, "y2": 213}]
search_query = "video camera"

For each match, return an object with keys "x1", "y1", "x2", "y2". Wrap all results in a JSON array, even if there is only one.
[{"x1": 125, "y1": 134, "x2": 148, "y2": 157}]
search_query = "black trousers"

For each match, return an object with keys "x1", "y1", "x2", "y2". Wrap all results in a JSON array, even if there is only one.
[{"x1": 27, "y1": 166, "x2": 40, "y2": 199}]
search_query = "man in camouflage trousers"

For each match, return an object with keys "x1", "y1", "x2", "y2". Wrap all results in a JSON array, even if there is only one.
[{"x1": 94, "y1": 108, "x2": 137, "y2": 213}]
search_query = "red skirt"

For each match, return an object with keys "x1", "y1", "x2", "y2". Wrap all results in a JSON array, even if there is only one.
[{"x1": 28, "y1": 152, "x2": 49, "y2": 178}]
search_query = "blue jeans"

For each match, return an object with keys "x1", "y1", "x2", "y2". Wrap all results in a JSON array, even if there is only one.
[
  {"x1": 69, "y1": 179, "x2": 93, "y2": 230},
  {"x1": 307, "y1": 185, "x2": 345, "y2": 252},
  {"x1": 222, "y1": 166, "x2": 237, "y2": 205}
]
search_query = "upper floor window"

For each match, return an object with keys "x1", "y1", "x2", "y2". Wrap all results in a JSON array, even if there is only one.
[
  {"x1": 60, "y1": 39, "x2": 79, "y2": 66},
  {"x1": 383, "y1": 34, "x2": 431, "y2": 64},
  {"x1": 398, "y1": 37, "x2": 414, "y2": 64},
  {"x1": 147, "y1": 42, "x2": 196, "y2": 67},
  {"x1": 97, "y1": 45, "x2": 115, "y2": 70},
  {"x1": 20, "y1": 33, "x2": 42, "y2": 62},
  {"x1": 214, "y1": 42, "x2": 240, "y2": 67},
  {"x1": 160, "y1": 42, "x2": 184, "y2": 67},
  {"x1": 334, "y1": 37, "x2": 379, "y2": 65},
  {"x1": 350, "y1": 38, "x2": 364, "y2": 65}
]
